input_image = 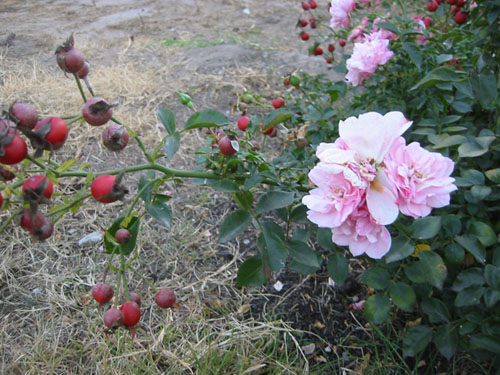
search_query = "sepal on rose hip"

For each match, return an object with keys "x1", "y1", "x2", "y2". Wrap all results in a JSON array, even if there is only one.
[
  {"x1": 82, "y1": 97, "x2": 115, "y2": 126},
  {"x1": 102, "y1": 124, "x2": 129, "y2": 151},
  {"x1": 91, "y1": 173, "x2": 128, "y2": 203},
  {"x1": 55, "y1": 34, "x2": 85, "y2": 74}
]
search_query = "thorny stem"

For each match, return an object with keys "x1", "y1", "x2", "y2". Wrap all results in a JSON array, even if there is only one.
[{"x1": 73, "y1": 73, "x2": 87, "y2": 103}]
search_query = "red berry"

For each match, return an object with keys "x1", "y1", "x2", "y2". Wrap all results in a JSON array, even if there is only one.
[
  {"x1": 0, "y1": 164, "x2": 16, "y2": 181},
  {"x1": 299, "y1": 19, "x2": 308, "y2": 27},
  {"x1": 218, "y1": 136, "x2": 238, "y2": 156},
  {"x1": 0, "y1": 194, "x2": 3, "y2": 209},
  {"x1": 22, "y1": 176, "x2": 54, "y2": 200},
  {"x1": 82, "y1": 97, "x2": 113, "y2": 126},
  {"x1": 328, "y1": 44, "x2": 335, "y2": 53},
  {"x1": 19, "y1": 209, "x2": 44, "y2": 232},
  {"x1": 56, "y1": 47, "x2": 85, "y2": 74},
  {"x1": 309, "y1": 0, "x2": 318, "y2": 9},
  {"x1": 339, "y1": 39, "x2": 346, "y2": 47},
  {"x1": 155, "y1": 288, "x2": 176, "y2": 308},
  {"x1": 454, "y1": 11, "x2": 467, "y2": 24},
  {"x1": 427, "y1": 1, "x2": 438, "y2": 11},
  {"x1": 309, "y1": 17, "x2": 317, "y2": 29},
  {"x1": 272, "y1": 97, "x2": 285, "y2": 109},
  {"x1": 313, "y1": 46, "x2": 323, "y2": 56},
  {"x1": 30, "y1": 214, "x2": 54, "y2": 241},
  {"x1": 283, "y1": 79, "x2": 290, "y2": 86},
  {"x1": 302, "y1": 2, "x2": 310, "y2": 10},
  {"x1": 103, "y1": 308, "x2": 124, "y2": 329},
  {"x1": 128, "y1": 292, "x2": 141, "y2": 307},
  {"x1": 447, "y1": 0, "x2": 456, "y2": 4},
  {"x1": 0, "y1": 130, "x2": 27, "y2": 165},
  {"x1": 33, "y1": 117, "x2": 69, "y2": 150},
  {"x1": 120, "y1": 301, "x2": 141, "y2": 327},
  {"x1": 92, "y1": 283, "x2": 114, "y2": 304},
  {"x1": 237, "y1": 116, "x2": 250, "y2": 131},
  {"x1": 91, "y1": 175, "x2": 120, "y2": 203},
  {"x1": 77, "y1": 61, "x2": 90, "y2": 79},
  {"x1": 10, "y1": 103, "x2": 38, "y2": 129},
  {"x1": 115, "y1": 228, "x2": 131, "y2": 244},
  {"x1": 456, "y1": 0, "x2": 465, "y2": 5},
  {"x1": 423, "y1": 16, "x2": 432, "y2": 27},
  {"x1": 102, "y1": 124, "x2": 129, "y2": 151},
  {"x1": 325, "y1": 57, "x2": 332, "y2": 64},
  {"x1": 260, "y1": 124, "x2": 275, "y2": 135},
  {"x1": 301, "y1": 32, "x2": 310, "y2": 41}
]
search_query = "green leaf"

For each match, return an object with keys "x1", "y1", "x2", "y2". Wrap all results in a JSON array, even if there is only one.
[
  {"x1": 455, "y1": 235, "x2": 486, "y2": 264},
  {"x1": 104, "y1": 216, "x2": 140, "y2": 255},
  {"x1": 471, "y1": 72, "x2": 497, "y2": 108},
  {"x1": 470, "y1": 335, "x2": 500, "y2": 354},
  {"x1": 261, "y1": 222, "x2": 288, "y2": 272},
  {"x1": 484, "y1": 265, "x2": 500, "y2": 290},
  {"x1": 207, "y1": 179, "x2": 240, "y2": 192},
  {"x1": 442, "y1": 215, "x2": 462, "y2": 237},
  {"x1": 290, "y1": 204, "x2": 308, "y2": 224},
  {"x1": 434, "y1": 324, "x2": 458, "y2": 360},
  {"x1": 164, "y1": 131, "x2": 180, "y2": 159},
  {"x1": 421, "y1": 298, "x2": 450, "y2": 323},
  {"x1": 232, "y1": 191, "x2": 253, "y2": 210},
  {"x1": 485, "y1": 168, "x2": 500, "y2": 183},
  {"x1": 236, "y1": 255, "x2": 267, "y2": 287},
  {"x1": 402, "y1": 42, "x2": 422, "y2": 69},
  {"x1": 363, "y1": 293, "x2": 391, "y2": 324},
  {"x1": 56, "y1": 158, "x2": 79, "y2": 173},
  {"x1": 419, "y1": 252, "x2": 447, "y2": 289},
  {"x1": 484, "y1": 289, "x2": 500, "y2": 307},
  {"x1": 411, "y1": 67, "x2": 463, "y2": 90},
  {"x1": 431, "y1": 135, "x2": 467, "y2": 149},
  {"x1": 317, "y1": 227, "x2": 335, "y2": 251},
  {"x1": 184, "y1": 110, "x2": 231, "y2": 130},
  {"x1": 411, "y1": 216, "x2": 442, "y2": 240},
  {"x1": 385, "y1": 235, "x2": 414, "y2": 263},
  {"x1": 470, "y1": 185, "x2": 492, "y2": 200},
  {"x1": 288, "y1": 240, "x2": 321, "y2": 269},
  {"x1": 445, "y1": 243, "x2": 465, "y2": 265},
  {"x1": 376, "y1": 21, "x2": 399, "y2": 35},
  {"x1": 145, "y1": 196, "x2": 172, "y2": 228},
  {"x1": 469, "y1": 221, "x2": 497, "y2": 247},
  {"x1": 362, "y1": 267, "x2": 391, "y2": 290},
  {"x1": 138, "y1": 171, "x2": 156, "y2": 203},
  {"x1": 390, "y1": 282, "x2": 416, "y2": 312},
  {"x1": 157, "y1": 108, "x2": 176, "y2": 135},
  {"x1": 455, "y1": 285, "x2": 484, "y2": 307},
  {"x1": 256, "y1": 191, "x2": 295, "y2": 215},
  {"x1": 455, "y1": 169, "x2": 484, "y2": 187},
  {"x1": 458, "y1": 140, "x2": 490, "y2": 158},
  {"x1": 403, "y1": 325, "x2": 433, "y2": 357},
  {"x1": 451, "y1": 101, "x2": 472, "y2": 114},
  {"x1": 451, "y1": 268, "x2": 484, "y2": 291},
  {"x1": 263, "y1": 110, "x2": 293, "y2": 131},
  {"x1": 327, "y1": 253, "x2": 348, "y2": 286},
  {"x1": 218, "y1": 210, "x2": 252, "y2": 243}
]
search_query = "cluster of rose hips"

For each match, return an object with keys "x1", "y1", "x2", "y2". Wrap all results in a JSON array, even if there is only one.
[
  {"x1": 92, "y1": 279, "x2": 177, "y2": 330},
  {"x1": 297, "y1": 1, "x2": 345, "y2": 65},
  {"x1": 0, "y1": 35, "x2": 133, "y2": 241},
  {"x1": 427, "y1": 0, "x2": 470, "y2": 24}
]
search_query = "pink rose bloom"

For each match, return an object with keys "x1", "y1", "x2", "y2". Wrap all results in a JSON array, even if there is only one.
[
  {"x1": 372, "y1": 18, "x2": 398, "y2": 40},
  {"x1": 302, "y1": 166, "x2": 364, "y2": 228},
  {"x1": 412, "y1": 16, "x2": 428, "y2": 45},
  {"x1": 330, "y1": 0, "x2": 356, "y2": 29},
  {"x1": 345, "y1": 31, "x2": 394, "y2": 86},
  {"x1": 349, "y1": 25, "x2": 365, "y2": 42},
  {"x1": 332, "y1": 203, "x2": 392, "y2": 259},
  {"x1": 385, "y1": 137, "x2": 457, "y2": 219}
]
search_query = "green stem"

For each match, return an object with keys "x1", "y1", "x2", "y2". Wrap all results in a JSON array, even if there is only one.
[
  {"x1": 67, "y1": 115, "x2": 83, "y2": 126},
  {"x1": 0, "y1": 207, "x2": 24, "y2": 233},
  {"x1": 48, "y1": 193, "x2": 92, "y2": 217},
  {"x1": 120, "y1": 251, "x2": 130, "y2": 301},
  {"x1": 73, "y1": 73, "x2": 87, "y2": 103},
  {"x1": 129, "y1": 266, "x2": 157, "y2": 292},
  {"x1": 125, "y1": 177, "x2": 163, "y2": 218}
]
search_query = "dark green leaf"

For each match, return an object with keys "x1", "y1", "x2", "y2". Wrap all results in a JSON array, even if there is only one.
[
  {"x1": 385, "y1": 235, "x2": 414, "y2": 263},
  {"x1": 485, "y1": 168, "x2": 500, "y2": 183},
  {"x1": 164, "y1": 131, "x2": 180, "y2": 159},
  {"x1": 451, "y1": 101, "x2": 472, "y2": 114},
  {"x1": 471, "y1": 72, "x2": 497, "y2": 108},
  {"x1": 145, "y1": 196, "x2": 172, "y2": 228},
  {"x1": 455, "y1": 235, "x2": 486, "y2": 264},
  {"x1": 261, "y1": 222, "x2": 288, "y2": 272},
  {"x1": 290, "y1": 204, "x2": 308, "y2": 224},
  {"x1": 411, "y1": 216, "x2": 442, "y2": 240},
  {"x1": 470, "y1": 185, "x2": 492, "y2": 200},
  {"x1": 419, "y1": 252, "x2": 447, "y2": 289},
  {"x1": 434, "y1": 324, "x2": 458, "y2": 360},
  {"x1": 485, "y1": 265, "x2": 500, "y2": 290},
  {"x1": 236, "y1": 255, "x2": 267, "y2": 287},
  {"x1": 445, "y1": 243, "x2": 465, "y2": 265},
  {"x1": 455, "y1": 169, "x2": 485, "y2": 187},
  {"x1": 484, "y1": 289, "x2": 500, "y2": 307},
  {"x1": 363, "y1": 293, "x2": 391, "y2": 324},
  {"x1": 403, "y1": 325, "x2": 433, "y2": 357},
  {"x1": 442, "y1": 215, "x2": 462, "y2": 237},
  {"x1": 411, "y1": 67, "x2": 463, "y2": 90},
  {"x1": 376, "y1": 21, "x2": 399, "y2": 35},
  {"x1": 455, "y1": 285, "x2": 484, "y2": 307},
  {"x1": 263, "y1": 110, "x2": 293, "y2": 131},
  {"x1": 184, "y1": 110, "x2": 231, "y2": 130},
  {"x1": 157, "y1": 108, "x2": 176, "y2": 135},
  {"x1": 104, "y1": 216, "x2": 140, "y2": 255},
  {"x1": 218, "y1": 210, "x2": 252, "y2": 243},
  {"x1": 288, "y1": 240, "x2": 321, "y2": 269},
  {"x1": 390, "y1": 282, "x2": 416, "y2": 312},
  {"x1": 470, "y1": 335, "x2": 500, "y2": 354},
  {"x1": 362, "y1": 267, "x2": 391, "y2": 290},
  {"x1": 207, "y1": 179, "x2": 240, "y2": 192},
  {"x1": 431, "y1": 135, "x2": 467, "y2": 149},
  {"x1": 256, "y1": 191, "x2": 295, "y2": 215},
  {"x1": 402, "y1": 42, "x2": 422, "y2": 69},
  {"x1": 421, "y1": 298, "x2": 450, "y2": 323},
  {"x1": 232, "y1": 191, "x2": 253, "y2": 210},
  {"x1": 317, "y1": 227, "x2": 335, "y2": 251},
  {"x1": 327, "y1": 253, "x2": 348, "y2": 286},
  {"x1": 138, "y1": 171, "x2": 156, "y2": 203},
  {"x1": 451, "y1": 268, "x2": 484, "y2": 291},
  {"x1": 469, "y1": 221, "x2": 497, "y2": 247}
]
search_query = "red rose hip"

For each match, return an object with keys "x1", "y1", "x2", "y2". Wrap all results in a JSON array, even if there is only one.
[
  {"x1": 92, "y1": 283, "x2": 114, "y2": 304},
  {"x1": 120, "y1": 301, "x2": 141, "y2": 327},
  {"x1": 237, "y1": 116, "x2": 250, "y2": 131},
  {"x1": 155, "y1": 288, "x2": 176, "y2": 308},
  {"x1": 103, "y1": 308, "x2": 124, "y2": 329},
  {"x1": 272, "y1": 97, "x2": 285, "y2": 109},
  {"x1": 82, "y1": 97, "x2": 114, "y2": 126}
]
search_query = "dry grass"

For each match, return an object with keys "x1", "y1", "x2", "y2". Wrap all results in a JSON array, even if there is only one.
[{"x1": 0, "y1": 36, "x2": 317, "y2": 375}]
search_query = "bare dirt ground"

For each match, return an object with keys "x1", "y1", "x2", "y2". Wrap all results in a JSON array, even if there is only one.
[{"x1": 0, "y1": 1, "x2": 368, "y2": 375}]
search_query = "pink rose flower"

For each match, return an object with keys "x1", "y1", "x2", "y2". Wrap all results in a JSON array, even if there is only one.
[
  {"x1": 372, "y1": 18, "x2": 398, "y2": 40},
  {"x1": 412, "y1": 16, "x2": 429, "y2": 45},
  {"x1": 345, "y1": 31, "x2": 394, "y2": 86},
  {"x1": 330, "y1": 0, "x2": 356, "y2": 29},
  {"x1": 331, "y1": 203, "x2": 392, "y2": 259},
  {"x1": 384, "y1": 137, "x2": 457, "y2": 219}
]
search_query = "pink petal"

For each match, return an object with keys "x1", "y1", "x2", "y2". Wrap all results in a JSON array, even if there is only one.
[{"x1": 366, "y1": 170, "x2": 399, "y2": 225}]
